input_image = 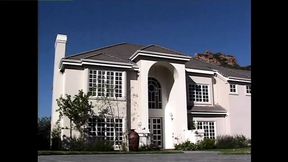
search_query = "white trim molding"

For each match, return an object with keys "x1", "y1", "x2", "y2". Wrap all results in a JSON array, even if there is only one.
[
  {"x1": 228, "y1": 76, "x2": 251, "y2": 83},
  {"x1": 186, "y1": 68, "x2": 214, "y2": 75},
  {"x1": 60, "y1": 58, "x2": 135, "y2": 70},
  {"x1": 214, "y1": 70, "x2": 251, "y2": 84},
  {"x1": 129, "y1": 50, "x2": 191, "y2": 61}
]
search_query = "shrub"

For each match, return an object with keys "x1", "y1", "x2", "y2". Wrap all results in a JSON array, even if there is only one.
[
  {"x1": 62, "y1": 137, "x2": 114, "y2": 151},
  {"x1": 197, "y1": 138, "x2": 216, "y2": 150},
  {"x1": 38, "y1": 117, "x2": 51, "y2": 150},
  {"x1": 216, "y1": 135, "x2": 249, "y2": 149},
  {"x1": 174, "y1": 135, "x2": 249, "y2": 150},
  {"x1": 174, "y1": 141, "x2": 198, "y2": 151},
  {"x1": 85, "y1": 138, "x2": 114, "y2": 151},
  {"x1": 234, "y1": 135, "x2": 249, "y2": 148},
  {"x1": 51, "y1": 126, "x2": 62, "y2": 150},
  {"x1": 139, "y1": 143, "x2": 161, "y2": 151},
  {"x1": 67, "y1": 137, "x2": 86, "y2": 151}
]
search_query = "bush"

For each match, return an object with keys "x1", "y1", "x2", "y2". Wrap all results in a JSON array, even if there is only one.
[
  {"x1": 139, "y1": 143, "x2": 161, "y2": 151},
  {"x1": 216, "y1": 135, "x2": 249, "y2": 149},
  {"x1": 51, "y1": 126, "x2": 62, "y2": 150},
  {"x1": 62, "y1": 137, "x2": 114, "y2": 151},
  {"x1": 38, "y1": 117, "x2": 51, "y2": 150},
  {"x1": 85, "y1": 138, "x2": 114, "y2": 151},
  {"x1": 197, "y1": 138, "x2": 216, "y2": 150},
  {"x1": 215, "y1": 135, "x2": 235, "y2": 149},
  {"x1": 174, "y1": 141, "x2": 198, "y2": 151},
  {"x1": 175, "y1": 135, "x2": 249, "y2": 150},
  {"x1": 66, "y1": 137, "x2": 86, "y2": 151},
  {"x1": 234, "y1": 135, "x2": 249, "y2": 148}
]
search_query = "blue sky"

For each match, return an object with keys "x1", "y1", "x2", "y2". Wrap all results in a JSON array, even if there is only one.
[{"x1": 39, "y1": 0, "x2": 251, "y2": 118}]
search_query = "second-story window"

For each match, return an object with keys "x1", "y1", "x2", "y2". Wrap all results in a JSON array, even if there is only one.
[
  {"x1": 189, "y1": 84, "x2": 209, "y2": 103},
  {"x1": 230, "y1": 84, "x2": 237, "y2": 93},
  {"x1": 246, "y1": 85, "x2": 251, "y2": 94},
  {"x1": 88, "y1": 70, "x2": 123, "y2": 98}
]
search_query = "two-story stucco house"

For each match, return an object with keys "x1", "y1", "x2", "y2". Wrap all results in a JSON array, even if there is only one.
[{"x1": 51, "y1": 34, "x2": 251, "y2": 149}]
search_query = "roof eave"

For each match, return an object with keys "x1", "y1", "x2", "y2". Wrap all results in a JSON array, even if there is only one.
[
  {"x1": 185, "y1": 68, "x2": 214, "y2": 75},
  {"x1": 228, "y1": 76, "x2": 251, "y2": 83},
  {"x1": 214, "y1": 70, "x2": 251, "y2": 83},
  {"x1": 129, "y1": 50, "x2": 191, "y2": 62},
  {"x1": 60, "y1": 58, "x2": 135, "y2": 69}
]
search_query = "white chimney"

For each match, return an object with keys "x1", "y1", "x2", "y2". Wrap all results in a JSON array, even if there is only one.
[
  {"x1": 51, "y1": 34, "x2": 67, "y2": 133},
  {"x1": 54, "y1": 34, "x2": 67, "y2": 69}
]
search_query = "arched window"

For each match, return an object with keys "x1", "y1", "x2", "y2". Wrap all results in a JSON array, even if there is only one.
[{"x1": 148, "y1": 77, "x2": 162, "y2": 109}]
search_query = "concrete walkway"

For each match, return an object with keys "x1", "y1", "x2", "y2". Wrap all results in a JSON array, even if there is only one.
[{"x1": 38, "y1": 152, "x2": 251, "y2": 162}]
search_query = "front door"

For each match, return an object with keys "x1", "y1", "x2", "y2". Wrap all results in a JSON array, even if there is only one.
[{"x1": 148, "y1": 117, "x2": 163, "y2": 148}]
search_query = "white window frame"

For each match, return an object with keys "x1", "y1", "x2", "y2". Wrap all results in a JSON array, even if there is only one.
[
  {"x1": 195, "y1": 121, "x2": 216, "y2": 139},
  {"x1": 246, "y1": 85, "x2": 251, "y2": 95},
  {"x1": 229, "y1": 84, "x2": 238, "y2": 95},
  {"x1": 87, "y1": 116, "x2": 124, "y2": 145},
  {"x1": 188, "y1": 84, "x2": 210, "y2": 104},
  {"x1": 88, "y1": 69, "x2": 126, "y2": 100}
]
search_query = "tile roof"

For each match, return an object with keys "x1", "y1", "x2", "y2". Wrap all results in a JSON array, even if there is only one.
[
  {"x1": 185, "y1": 59, "x2": 251, "y2": 79},
  {"x1": 64, "y1": 43, "x2": 250, "y2": 79},
  {"x1": 65, "y1": 43, "x2": 143, "y2": 64}
]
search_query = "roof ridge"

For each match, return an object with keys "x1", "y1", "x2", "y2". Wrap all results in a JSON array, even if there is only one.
[
  {"x1": 83, "y1": 53, "x2": 103, "y2": 59},
  {"x1": 140, "y1": 44, "x2": 186, "y2": 56},
  {"x1": 153, "y1": 44, "x2": 186, "y2": 55},
  {"x1": 139, "y1": 44, "x2": 154, "y2": 50},
  {"x1": 102, "y1": 53, "x2": 133, "y2": 63},
  {"x1": 65, "y1": 42, "x2": 128, "y2": 59}
]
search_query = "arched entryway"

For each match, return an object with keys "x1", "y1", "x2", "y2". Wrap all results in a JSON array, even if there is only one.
[{"x1": 147, "y1": 61, "x2": 177, "y2": 148}]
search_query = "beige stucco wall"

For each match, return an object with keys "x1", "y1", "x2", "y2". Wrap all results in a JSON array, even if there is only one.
[
  {"x1": 228, "y1": 83, "x2": 251, "y2": 138},
  {"x1": 212, "y1": 75, "x2": 231, "y2": 135},
  {"x1": 213, "y1": 75, "x2": 230, "y2": 109},
  {"x1": 213, "y1": 74, "x2": 251, "y2": 138},
  {"x1": 53, "y1": 67, "x2": 128, "y2": 138}
]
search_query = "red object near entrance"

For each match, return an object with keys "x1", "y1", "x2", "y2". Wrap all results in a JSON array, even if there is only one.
[{"x1": 128, "y1": 129, "x2": 139, "y2": 151}]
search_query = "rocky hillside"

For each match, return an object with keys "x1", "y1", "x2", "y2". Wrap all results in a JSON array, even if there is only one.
[{"x1": 195, "y1": 51, "x2": 250, "y2": 70}]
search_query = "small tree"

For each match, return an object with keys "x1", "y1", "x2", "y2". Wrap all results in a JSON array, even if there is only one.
[{"x1": 56, "y1": 90, "x2": 94, "y2": 138}]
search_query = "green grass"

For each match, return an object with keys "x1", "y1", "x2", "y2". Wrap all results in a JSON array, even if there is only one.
[
  {"x1": 38, "y1": 150, "x2": 184, "y2": 155},
  {"x1": 212, "y1": 147, "x2": 251, "y2": 155}
]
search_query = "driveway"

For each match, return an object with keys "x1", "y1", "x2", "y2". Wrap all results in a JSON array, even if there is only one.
[{"x1": 38, "y1": 152, "x2": 251, "y2": 162}]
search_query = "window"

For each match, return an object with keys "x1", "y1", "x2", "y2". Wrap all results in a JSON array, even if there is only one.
[
  {"x1": 196, "y1": 121, "x2": 216, "y2": 139},
  {"x1": 246, "y1": 85, "x2": 251, "y2": 94},
  {"x1": 87, "y1": 116, "x2": 123, "y2": 144},
  {"x1": 230, "y1": 84, "x2": 237, "y2": 93},
  {"x1": 188, "y1": 84, "x2": 209, "y2": 103},
  {"x1": 148, "y1": 118, "x2": 162, "y2": 147},
  {"x1": 88, "y1": 70, "x2": 123, "y2": 98},
  {"x1": 148, "y1": 77, "x2": 162, "y2": 109}
]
